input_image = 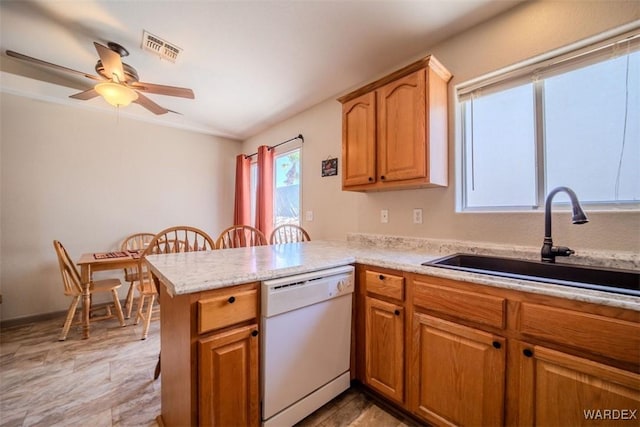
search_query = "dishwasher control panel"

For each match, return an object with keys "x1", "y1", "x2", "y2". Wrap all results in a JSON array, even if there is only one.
[
  {"x1": 261, "y1": 265, "x2": 354, "y2": 318},
  {"x1": 332, "y1": 276, "x2": 353, "y2": 296}
]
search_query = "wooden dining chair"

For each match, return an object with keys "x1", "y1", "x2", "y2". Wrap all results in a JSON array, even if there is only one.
[
  {"x1": 216, "y1": 225, "x2": 268, "y2": 249},
  {"x1": 120, "y1": 232, "x2": 155, "y2": 319},
  {"x1": 53, "y1": 240, "x2": 125, "y2": 341},
  {"x1": 136, "y1": 226, "x2": 216, "y2": 340},
  {"x1": 269, "y1": 224, "x2": 311, "y2": 244},
  {"x1": 136, "y1": 226, "x2": 216, "y2": 380}
]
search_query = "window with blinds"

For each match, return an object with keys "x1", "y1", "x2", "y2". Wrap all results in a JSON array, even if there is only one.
[{"x1": 457, "y1": 27, "x2": 640, "y2": 211}]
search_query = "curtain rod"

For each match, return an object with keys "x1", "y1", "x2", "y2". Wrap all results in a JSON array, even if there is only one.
[{"x1": 245, "y1": 134, "x2": 304, "y2": 158}]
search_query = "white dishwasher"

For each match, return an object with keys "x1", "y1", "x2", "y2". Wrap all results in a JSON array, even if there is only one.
[{"x1": 261, "y1": 265, "x2": 354, "y2": 427}]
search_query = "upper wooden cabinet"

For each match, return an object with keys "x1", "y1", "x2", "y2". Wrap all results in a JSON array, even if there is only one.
[
  {"x1": 342, "y1": 92, "x2": 376, "y2": 187},
  {"x1": 338, "y1": 56, "x2": 452, "y2": 191}
]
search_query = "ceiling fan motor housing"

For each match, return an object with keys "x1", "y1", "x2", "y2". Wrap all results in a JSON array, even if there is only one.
[
  {"x1": 107, "y1": 42, "x2": 129, "y2": 57},
  {"x1": 95, "y1": 61, "x2": 139, "y2": 83}
]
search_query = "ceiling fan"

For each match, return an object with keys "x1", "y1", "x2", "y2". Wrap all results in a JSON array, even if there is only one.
[{"x1": 5, "y1": 41, "x2": 194, "y2": 115}]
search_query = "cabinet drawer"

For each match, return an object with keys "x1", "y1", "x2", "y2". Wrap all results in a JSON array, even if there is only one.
[
  {"x1": 198, "y1": 288, "x2": 257, "y2": 334},
  {"x1": 519, "y1": 302, "x2": 640, "y2": 365},
  {"x1": 413, "y1": 279, "x2": 506, "y2": 329},
  {"x1": 365, "y1": 270, "x2": 405, "y2": 301}
]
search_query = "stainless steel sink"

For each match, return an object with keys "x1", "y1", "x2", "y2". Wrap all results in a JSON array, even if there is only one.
[{"x1": 422, "y1": 254, "x2": 640, "y2": 296}]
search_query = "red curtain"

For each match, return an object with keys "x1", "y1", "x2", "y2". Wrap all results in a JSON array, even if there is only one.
[
  {"x1": 233, "y1": 154, "x2": 251, "y2": 226},
  {"x1": 255, "y1": 145, "x2": 274, "y2": 238}
]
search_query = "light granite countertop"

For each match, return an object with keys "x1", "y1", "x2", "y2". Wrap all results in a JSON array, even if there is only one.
[{"x1": 146, "y1": 233, "x2": 639, "y2": 311}]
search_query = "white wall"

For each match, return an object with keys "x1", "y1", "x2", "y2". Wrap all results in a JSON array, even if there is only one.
[
  {"x1": 245, "y1": 0, "x2": 640, "y2": 253},
  {"x1": 0, "y1": 94, "x2": 239, "y2": 321}
]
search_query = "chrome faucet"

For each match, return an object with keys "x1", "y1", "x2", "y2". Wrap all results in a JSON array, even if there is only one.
[{"x1": 541, "y1": 186, "x2": 589, "y2": 263}]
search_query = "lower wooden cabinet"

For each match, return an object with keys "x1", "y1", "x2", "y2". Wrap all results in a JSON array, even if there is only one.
[
  {"x1": 355, "y1": 267, "x2": 639, "y2": 427},
  {"x1": 160, "y1": 265, "x2": 638, "y2": 427},
  {"x1": 159, "y1": 282, "x2": 260, "y2": 427},
  {"x1": 512, "y1": 341, "x2": 640, "y2": 426},
  {"x1": 410, "y1": 313, "x2": 506, "y2": 426},
  {"x1": 365, "y1": 296, "x2": 405, "y2": 403},
  {"x1": 199, "y1": 323, "x2": 260, "y2": 427}
]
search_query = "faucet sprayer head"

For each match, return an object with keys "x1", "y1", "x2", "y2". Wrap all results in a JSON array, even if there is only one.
[
  {"x1": 571, "y1": 206, "x2": 589, "y2": 225},
  {"x1": 564, "y1": 188, "x2": 588, "y2": 224}
]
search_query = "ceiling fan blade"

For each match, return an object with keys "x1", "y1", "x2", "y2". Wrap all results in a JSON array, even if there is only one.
[
  {"x1": 133, "y1": 92, "x2": 169, "y2": 115},
  {"x1": 130, "y1": 82, "x2": 195, "y2": 99},
  {"x1": 69, "y1": 88, "x2": 99, "y2": 100},
  {"x1": 5, "y1": 50, "x2": 102, "y2": 81},
  {"x1": 94, "y1": 42, "x2": 125, "y2": 82}
]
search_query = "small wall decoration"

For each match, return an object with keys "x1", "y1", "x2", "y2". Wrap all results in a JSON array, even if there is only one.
[{"x1": 321, "y1": 157, "x2": 338, "y2": 177}]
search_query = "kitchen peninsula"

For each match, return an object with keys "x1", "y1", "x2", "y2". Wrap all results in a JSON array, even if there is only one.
[{"x1": 146, "y1": 234, "x2": 640, "y2": 426}]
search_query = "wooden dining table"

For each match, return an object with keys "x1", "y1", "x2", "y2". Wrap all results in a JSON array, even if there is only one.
[{"x1": 76, "y1": 250, "x2": 141, "y2": 339}]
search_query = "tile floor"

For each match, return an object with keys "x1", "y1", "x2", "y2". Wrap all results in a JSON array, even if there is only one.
[{"x1": 1, "y1": 314, "x2": 412, "y2": 427}]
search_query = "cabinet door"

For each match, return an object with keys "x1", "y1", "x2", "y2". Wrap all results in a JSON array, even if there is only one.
[
  {"x1": 411, "y1": 313, "x2": 505, "y2": 426},
  {"x1": 199, "y1": 324, "x2": 259, "y2": 427},
  {"x1": 514, "y1": 343, "x2": 640, "y2": 426},
  {"x1": 342, "y1": 91, "x2": 376, "y2": 187},
  {"x1": 365, "y1": 296, "x2": 404, "y2": 403},
  {"x1": 377, "y1": 68, "x2": 426, "y2": 183}
]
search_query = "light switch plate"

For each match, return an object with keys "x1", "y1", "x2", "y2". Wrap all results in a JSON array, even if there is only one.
[{"x1": 305, "y1": 210, "x2": 314, "y2": 221}]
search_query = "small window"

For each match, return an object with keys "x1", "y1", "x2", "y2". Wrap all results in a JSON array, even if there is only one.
[
  {"x1": 458, "y1": 29, "x2": 640, "y2": 211},
  {"x1": 248, "y1": 146, "x2": 302, "y2": 227},
  {"x1": 273, "y1": 147, "x2": 301, "y2": 226}
]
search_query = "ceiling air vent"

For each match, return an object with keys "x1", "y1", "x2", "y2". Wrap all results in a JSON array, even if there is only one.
[{"x1": 142, "y1": 30, "x2": 182, "y2": 63}]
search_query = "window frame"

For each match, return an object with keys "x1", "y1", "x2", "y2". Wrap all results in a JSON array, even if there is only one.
[
  {"x1": 455, "y1": 25, "x2": 640, "y2": 213},
  {"x1": 272, "y1": 142, "x2": 303, "y2": 227}
]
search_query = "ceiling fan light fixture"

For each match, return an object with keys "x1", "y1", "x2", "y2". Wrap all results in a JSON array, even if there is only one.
[{"x1": 94, "y1": 82, "x2": 138, "y2": 107}]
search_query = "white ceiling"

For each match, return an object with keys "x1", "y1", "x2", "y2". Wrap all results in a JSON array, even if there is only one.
[{"x1": 0, "y1": 0, "x2": 522, "y2": 140}]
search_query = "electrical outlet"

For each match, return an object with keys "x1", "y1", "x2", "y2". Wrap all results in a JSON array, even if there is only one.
[
  {"x1": 413, "y1": 208, "x2": 423, "y2": 224},
  {"x1": 305, "y1": 210, "x2": 314, "y2": 221},
  {"x1": 380, "y1": 209, "x2": 389, "y2": 224}
]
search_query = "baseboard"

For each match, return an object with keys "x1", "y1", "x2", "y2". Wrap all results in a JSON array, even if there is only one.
[
  {"x1": 0, "y1": 298, "x2": 129, "y2": 329},
  {"x1": 0, "y1": 309, "x2": 68, "y2": 329}
]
